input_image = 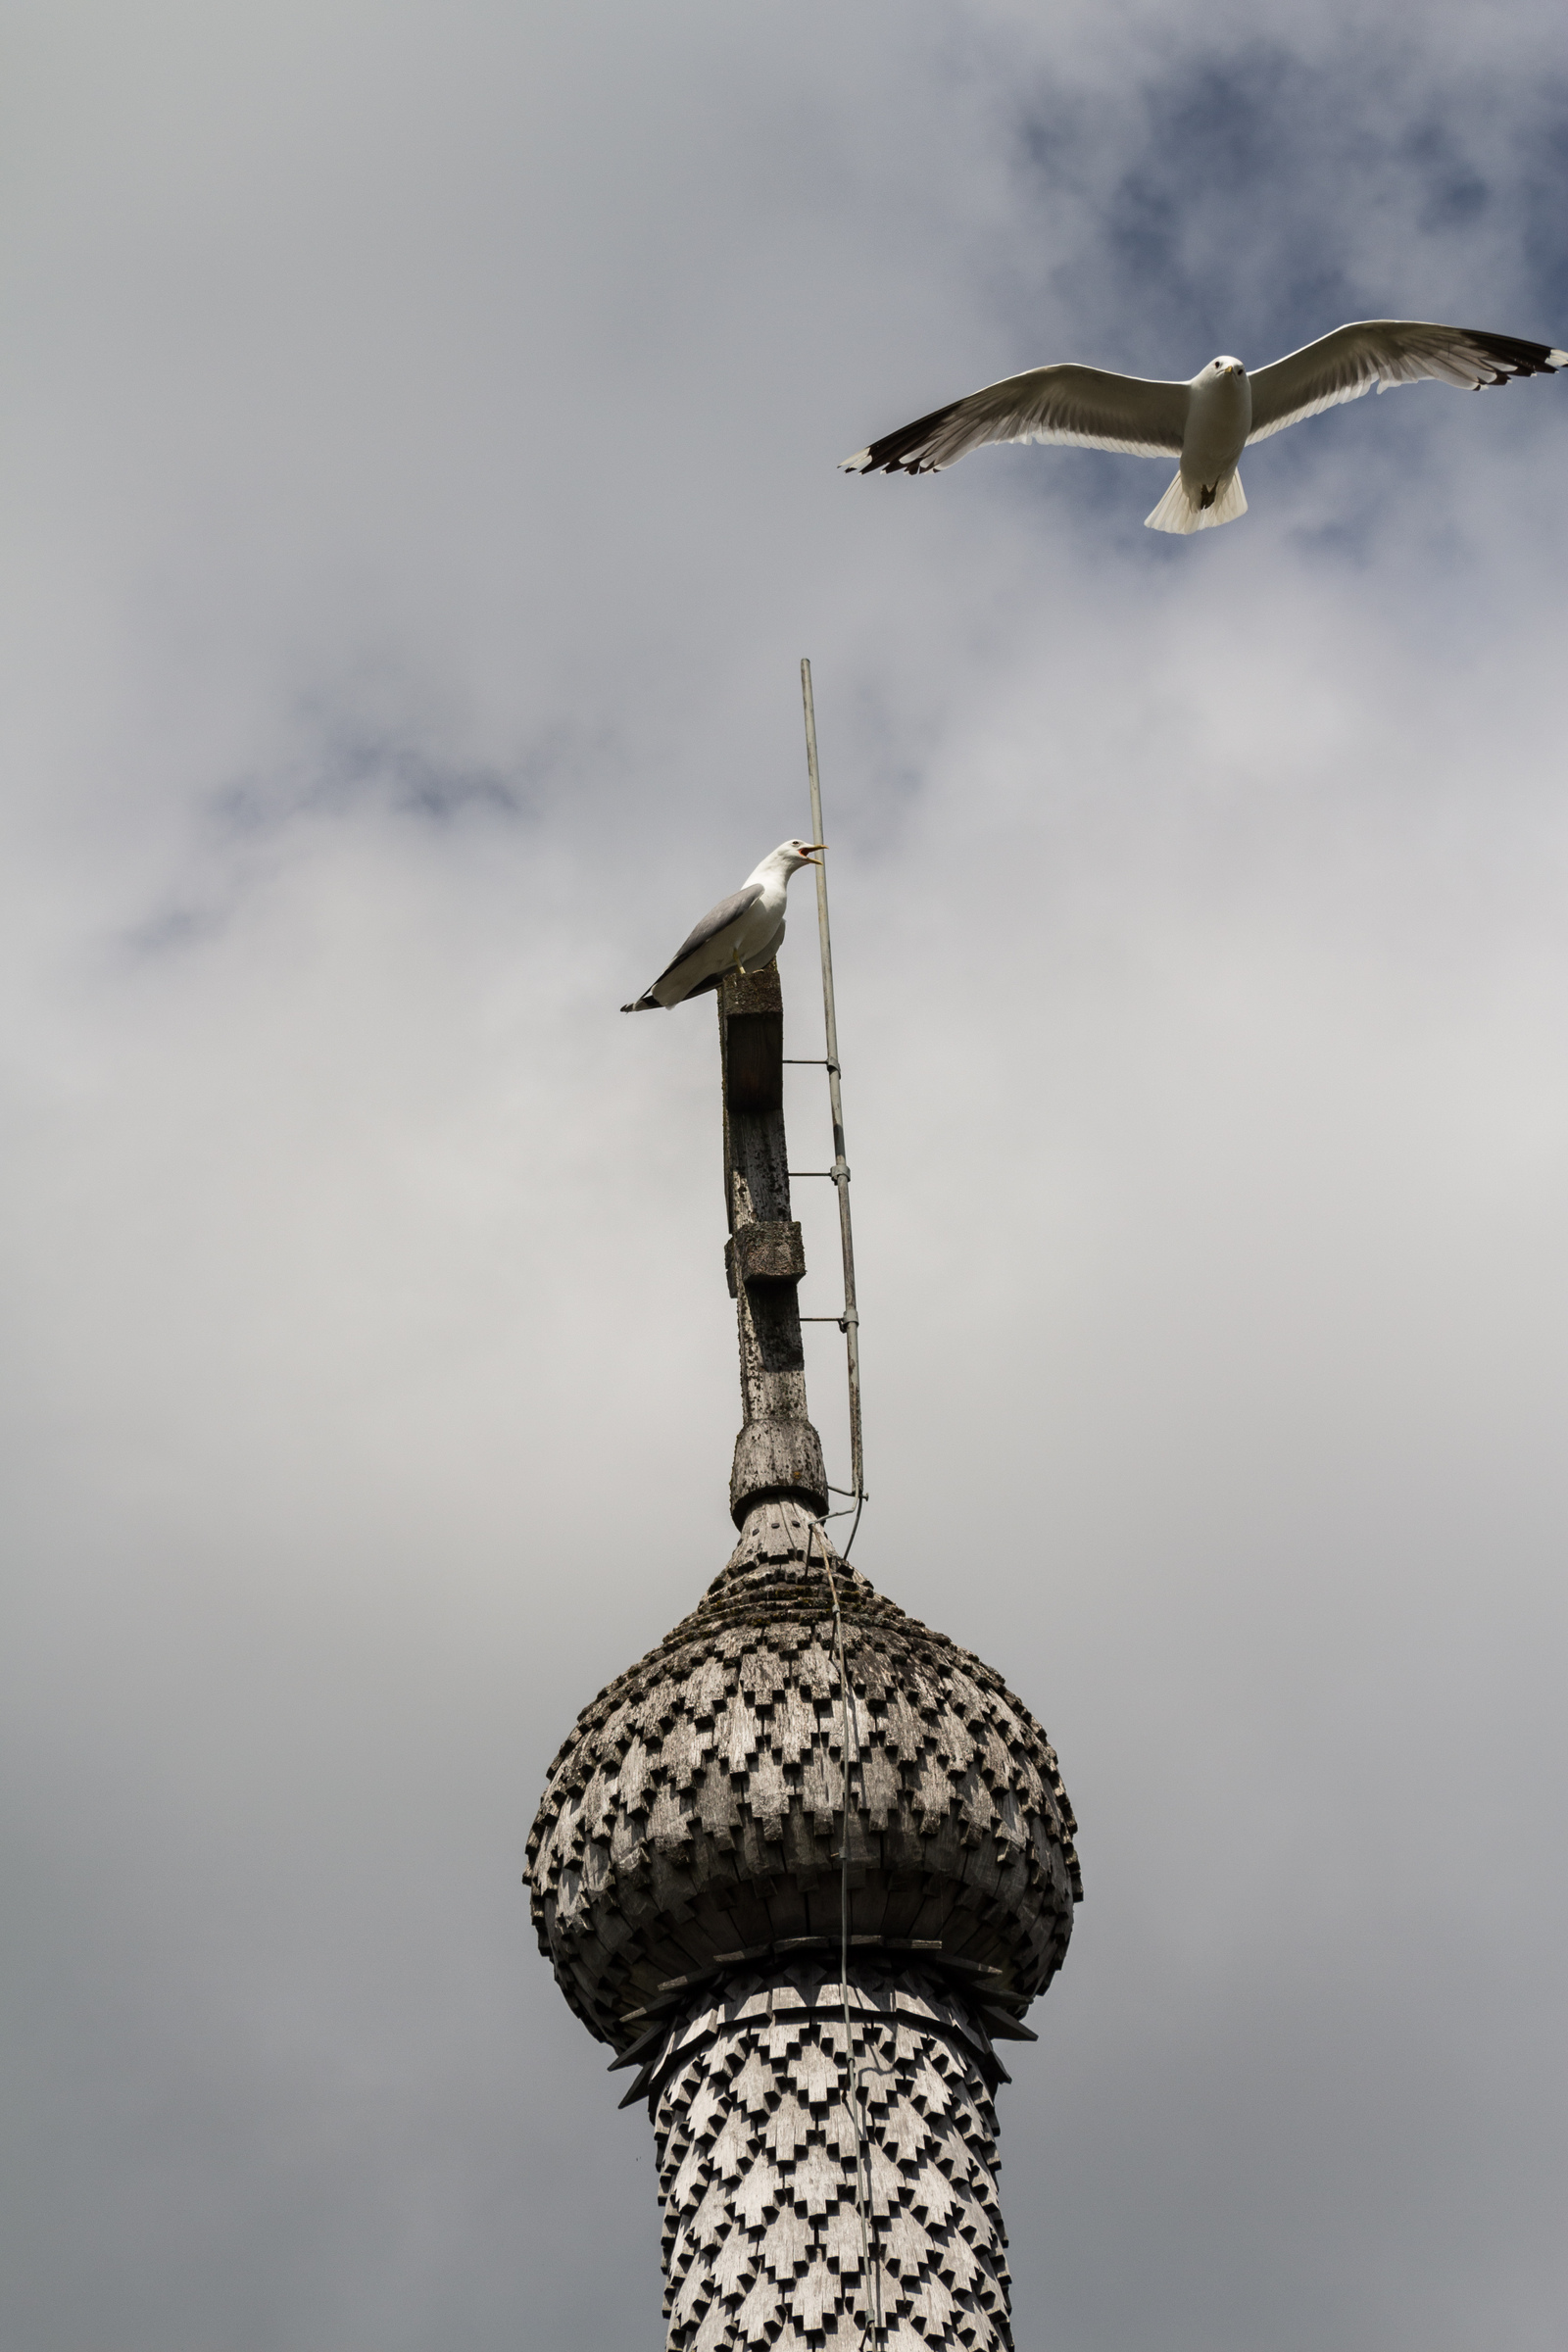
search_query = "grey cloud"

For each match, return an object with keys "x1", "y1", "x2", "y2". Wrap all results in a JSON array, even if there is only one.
[{"x1": 1, "y1": 4, "x2": 1565, "y2": 2350}]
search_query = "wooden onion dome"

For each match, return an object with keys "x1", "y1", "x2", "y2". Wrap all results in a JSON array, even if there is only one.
[{"x1": 527, "y1": 1496, "x2": 1081, "y2": 2055}]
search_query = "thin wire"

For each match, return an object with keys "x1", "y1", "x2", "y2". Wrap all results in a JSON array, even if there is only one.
[{"x1": 808, "y1": 1512, "x2": 882, "y2": 2349}]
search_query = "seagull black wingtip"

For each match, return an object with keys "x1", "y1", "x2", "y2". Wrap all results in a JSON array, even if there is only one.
[
  {"x1": 846, "y1": 394, "x2": 963, "y2": 475},
  {"x1": 1469, "y1": 330, "x2": 1567, "y2": 379}
]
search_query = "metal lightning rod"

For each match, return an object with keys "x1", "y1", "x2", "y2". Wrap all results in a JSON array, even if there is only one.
[{"x1": 798, "y1": 658, "x2": 863, "y2": 1545}]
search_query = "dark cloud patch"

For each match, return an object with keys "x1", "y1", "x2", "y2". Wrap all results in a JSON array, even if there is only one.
[
  {"x1": 1519, "y1": 103, "x2": 1568, "y2": 321},
  {"x1": 122, "y1": 899, "x2": 235, "y2": 957},
  {"x1": 1404, "y1": 118, "x2": 1493, "y2": 232},
  {"x1": 208, "y1": 717, "x2": 558, "y2": 839},
  {"x1": 1009, "y1": 35, "x2": 1565, "y2": 363}
]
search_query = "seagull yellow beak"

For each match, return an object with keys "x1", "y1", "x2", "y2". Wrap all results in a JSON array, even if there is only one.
[{"x1": 803, "y1": 843, "x2": 826, "y2": 862}]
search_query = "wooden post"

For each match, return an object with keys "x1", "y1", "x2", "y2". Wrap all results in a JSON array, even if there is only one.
[{"x1": 718, "y1": 962, "x2": 829, "y2": 1526}]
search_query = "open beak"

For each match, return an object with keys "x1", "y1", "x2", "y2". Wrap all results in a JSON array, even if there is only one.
[{"x1": 803, "y1": 843, "x2": 826, "y2": 863}]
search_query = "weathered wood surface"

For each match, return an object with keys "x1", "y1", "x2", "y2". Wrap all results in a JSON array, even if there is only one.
[
  {"x1": 650, "y1": 1958, "x2": 1014, "y2": 2351},
  {"x1": 719, "y1": 965, "x2": 828, "y2": 1524},
  {"x1": 525, "y1": 1497, "x2": 1082, "y2": 2050},
  {"x1": 726, "y1": 1220, "x2": 807, "y2": 1292},
  {"x1": 722, "y1": 1000, "x2": 784, "y2": 1114}
]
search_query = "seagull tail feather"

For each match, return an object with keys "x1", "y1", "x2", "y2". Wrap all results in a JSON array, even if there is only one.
[{"x1": 1146, "y1": 467, "x2": 1248, "y2": 534}]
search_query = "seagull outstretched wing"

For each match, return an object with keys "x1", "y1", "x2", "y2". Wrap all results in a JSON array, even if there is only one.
[
  {"x1": 843, "y1": 364, "x2": 1189, "y2": 474},
  {"x1": 1247, "y1": 320, "x2": 1567, "y2": 445}
]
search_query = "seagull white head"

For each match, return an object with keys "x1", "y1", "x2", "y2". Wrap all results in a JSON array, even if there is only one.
[
  {"x1": 763, "y1": 838, "x2": 825, "y2": 872},
  {"x1": 1210, "y1": 355, "x2": 1246, "y2": 376}
]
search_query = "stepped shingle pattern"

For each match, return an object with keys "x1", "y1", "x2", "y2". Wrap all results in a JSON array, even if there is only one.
[
  {"x1": 650, "y1": 1960, "x2": 1014, "y2": 2352},
  {"x1": 526, "y1": 1500, "x2": 1081, "y2": 2051}
]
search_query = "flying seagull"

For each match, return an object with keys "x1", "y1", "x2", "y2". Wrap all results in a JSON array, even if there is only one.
[
  {"x1": 621, "y1": 839, "x2": 823, "y2": 1011},
  {"x1": 842, "y1": 318, "x2": 1567, "y2": 533}
]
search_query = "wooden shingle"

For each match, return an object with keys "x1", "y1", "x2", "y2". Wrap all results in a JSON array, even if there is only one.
[{"x1": 646, "y1": 1958, "x2": 1016, "y2": 2352}]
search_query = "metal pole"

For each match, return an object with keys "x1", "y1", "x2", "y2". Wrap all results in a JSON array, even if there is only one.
[{"x1": 800, "y1": 659, "x2": 863, "y2": 1528}]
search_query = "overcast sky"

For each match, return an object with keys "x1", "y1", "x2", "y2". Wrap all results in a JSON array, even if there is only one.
[{"x1": 2, "y1": 4, "x2": 1565, "y2": 2348}]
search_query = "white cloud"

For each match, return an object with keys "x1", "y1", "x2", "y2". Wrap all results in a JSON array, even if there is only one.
[{"x1": 2, "y1": 4, "x2": 1565, "y2": 2346}]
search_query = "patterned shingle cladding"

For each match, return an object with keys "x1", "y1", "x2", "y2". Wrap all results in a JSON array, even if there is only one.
[
  {"x1": 526, "y1": 1499, "x2": 1081, "y2": 2053},
  {"x1": 649, "y1": 1960, "x2": 1016, "y2": 2351}
]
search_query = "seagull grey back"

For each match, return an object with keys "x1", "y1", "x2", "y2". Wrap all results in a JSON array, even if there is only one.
[{"x1": 621, "y1": 839, "x2": 824, "y2": 1011}]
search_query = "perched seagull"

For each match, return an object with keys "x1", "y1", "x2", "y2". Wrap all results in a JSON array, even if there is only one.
[
  {"x1": 621, "y1": 839, "x2": 823, "y2": 1011},
  {"x1": 842, "y1": 318, "x2": 1567, "y2": 533}
]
